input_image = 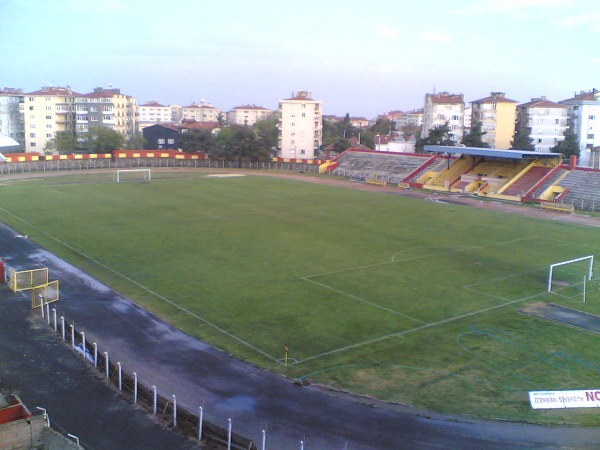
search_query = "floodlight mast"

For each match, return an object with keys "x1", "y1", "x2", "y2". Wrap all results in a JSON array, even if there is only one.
[{"x1": 547, "y1": 255, "x2": 594, "y2": 292}]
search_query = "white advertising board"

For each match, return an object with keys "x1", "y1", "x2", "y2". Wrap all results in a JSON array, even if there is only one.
[{"x1": 529, "y1": 390, "x2": 600, "y2": 409}]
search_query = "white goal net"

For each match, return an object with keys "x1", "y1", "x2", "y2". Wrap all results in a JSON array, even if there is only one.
[
  {"x1": 547, "y1": 255, "x2": 594, "y2": 294},
  {"x1": 115, "y1": 169, "x2": 151, "y2": 183}
]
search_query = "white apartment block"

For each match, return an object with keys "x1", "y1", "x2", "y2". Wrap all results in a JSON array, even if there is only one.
[
  {"x1": 422, "y1": 92, "x2": 464, "y2": 142},
  {"x1": 277, "y1": 91, "x2": 323, "y2": 159},
  {"x1": 227, "y1": 105, "x2": 273, "y2": 126},
  {"x1": 560, "y1": 89, "x2": 600, "y2": 167},
  {"x1": 23, "y1": 86, "x2": 78, "y2": 153},
  {"x1": 0, "y1": 87, "x2": 24, "y2": 148},
  {"x1": 138, "y1": 101, "x2": 173, "y2": 131},
  {"x1": 75, "y1": 87, "x2": 137, "y2": 140},
  {"x1": 182, "y1": 102, "x2": 221, "y2": 123},
  {"x1": 517, "y1": 97, "x2": 568, "y2": 153}
]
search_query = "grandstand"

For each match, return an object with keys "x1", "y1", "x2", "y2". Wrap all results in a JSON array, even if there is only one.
[{"x1": 322, "y1": 146, "x2": 600, "y2": 212}]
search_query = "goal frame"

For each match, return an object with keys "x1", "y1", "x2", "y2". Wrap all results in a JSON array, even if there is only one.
[
  {"x1": 115, "y1": 168, "x2": 152, "y2": 183},
  {"x1": 547, "y1": 255, "x2": 594, "y2": 292}
]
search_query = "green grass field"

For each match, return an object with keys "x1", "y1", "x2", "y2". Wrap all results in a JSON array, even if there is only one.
[{"x1": 2, "y1": 169, "x2": 600, "y2": 425}]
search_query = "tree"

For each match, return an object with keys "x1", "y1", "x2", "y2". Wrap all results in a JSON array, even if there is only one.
[
  {"x1": 551, "y1": 128, "x2": 580, "y2": 158},
  {"x1": 461, "y1": 121, "x2": 490, "y2": 148},
  {"x1": 416, "y1": 121, "x2": 454, "y2": 153},
  {"x1": 127, "y1": 133, "x2": 146, "y2": 150},
  {"x1": 510, "y1": 127, "x2": 535, "y2": 151},
  {"x1": 44, "y1": 131, "x2": 78, "y2": 154},
  {"x1": 179, "y1": 129, "x2": 217, "y2": 154},
  {"x1": 82, "y1": 127, "x2": 126, "y2": 153},
  {"x1": 370, "y1": 119, "x2": 395, "y2": 136},
  {"x1": 252, "y1": 114, "x2": 278, "y2": 156}
]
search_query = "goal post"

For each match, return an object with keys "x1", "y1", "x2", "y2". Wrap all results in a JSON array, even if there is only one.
[
  {"x1": 115, "y1": 168, "x2": 151, "y2": 183},
  {"x1": 548, "y1": 255, "x2": 594, "y2": 292}
]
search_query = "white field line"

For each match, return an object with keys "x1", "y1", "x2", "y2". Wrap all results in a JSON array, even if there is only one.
[
  {"x1": 40, "y1": 185, "x2": 67, "y2": 195},
  {"x1": 293, "y1": 291, "x2": 546, "y2": 365},
  {"x1": 303, "y1": 235, "x2": 541, "y2": 279},
  {"x1": 302, "y1": 277, "x2": 425, "y2": 324},
  {"x1": 0, "y1": 207, "x2": 281, "y2": 364},
  {"x1": 296, "y1": 235, "x2": 544, "y2": 364}
]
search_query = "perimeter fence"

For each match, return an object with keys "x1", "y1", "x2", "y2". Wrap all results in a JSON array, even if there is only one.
[{"x1": 36, "y1": 302, "x2": 260, "y2": 450}]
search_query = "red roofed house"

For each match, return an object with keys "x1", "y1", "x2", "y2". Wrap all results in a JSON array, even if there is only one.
[
  {"x1": 226, "y1": 105, "x2": 273, "y2": 126},
  {"x1": 23, "y1": 86, "x2": 80, "y2": 152},
  {"x1": 138, "y1": 101, "x2": 173, "y2": 131},
  {"x1": 277, "y1": 90, "x2": 323, "y2": 159},
  {"x1": 422, "y1": 92, "x2": 465, "y2": 143},
  {"x1": 471, "y1": 92, "x2": 518, "y2": 149},
  {"x1": 182, "y1": 101, "x2": 222, "y2": 123},
  {"x1": 516, "y1": 97, "x2": 568, "y2": 152},
  {"x1": 74, "y1": 87, "x2": 138, "y2": 142},
  {"x1": 560, "y1": 89, "x2": 600, "y2": 167}
]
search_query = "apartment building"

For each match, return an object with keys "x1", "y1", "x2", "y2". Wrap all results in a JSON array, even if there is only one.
[
  {"x1": 470, "y1": 92, "x2": 518, "y2": 149},
  {"x1": 0, "y1": 87, "x2": 24, "y2": 148},
  {"x1": 383, "y1": 110, "x2": 423, "y2": 129},
  {"x1": 226, "y1": 105, "x2": 273, "y2": 126},
  {"x1": 277, "y1": 91, "x2": 323, "y2": 159},
  {"x1": 182, "y1": 102, "x2": 221, "y2": 123},
  {"x1": 422, "y1": 92, "x2": 464, "y2": 143},
  {"x1": 75, "y1": 87, "x2": 138, "y2": 140},
  {"x1": 560, "y1": 89, "x2": 600, "y2": 167},
  {"x1": 516, "y1": 97, "x2": 568, "y2": 153},
  {"x1": 22, "y1": 86, "x2": 78, "y2": 153},
  {"x1": 138, "y1": 101, "x2": 173, "y2": 131}
]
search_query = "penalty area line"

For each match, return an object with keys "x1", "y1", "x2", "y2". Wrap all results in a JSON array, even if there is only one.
[
  {"x1": 0, "y1": 207, "x2": 281, "y2": 364},
  {"x1": 292, "y1": 291, "x2": 545, "y2": 366}
]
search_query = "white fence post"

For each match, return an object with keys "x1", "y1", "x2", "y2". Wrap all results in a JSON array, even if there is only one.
[
  {"x1": 61, "y1": 316, "x2": 65, "y2": 340},
  {"x1": 198, "y1": 406, "x2": 203, "y2": 441},
  {"x1": 227, "y1": 418, "x2": 232, "y2": 450},
  {"x1": 53, "y1": 308, "x2": 57, "y2": 332},
  {"x1": 81, "y1": 332, "x2": 85, "y2": 358},
  {"x1": 133, "y1": 372, "x2": 138, "y2": 404},
  {"x1": 153, "y1": 386, "x2": 157, "y2": 415},
  {"x1": 104, "y1": 352, "x2": 109, "y2": 379},
  {"x1": 118, "y1": 362, "x2": 122, "y2": 390},
  {"x1": 172, "y1": 395, "x2": 177, "y2": 428},
  {"x1": 93, "y1": 343, "x2": 97, "y2": 367}
]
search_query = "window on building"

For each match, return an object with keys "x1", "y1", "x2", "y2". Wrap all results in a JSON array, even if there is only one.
[
  {"x1": 588, "y1": 134, "x2": 595, "y2": 139},
  {"x1": 31, "y1": 142, "x2": 36, "y2": 147},
  {"x1": 46, "y1": 133, "x2": 52, "y2": 138},
  {"x1": 30, "y1": 124, "x2": 35, "y2": 128},
  {"x1": 573, "y1": 106, "x2": 579, "y2": 110},
  {"x1": 46, "y1": 124, "x2": 52, "y2": 129},
  {"x1": 158, "y1": 139, "x2": 165, "y2": 144},
  {"x1": 302, "y1": 113, "x2": 306, "y2": 117},
  {"x1": 29, "y1": 133, "x2": 36, "y2": 138},
  {"x1": 300, "y1": 149, "x2": 306, "y2": 154},
  {"x1": 46, "y1": 115, "x2": 51, "y2": 120},
  {"x1": 46, "y1": 106, "x2": 51, "y2": 111},
  {"x1": 167, "y1": 139, "x2": 175, "y2": 144},
  {"x1": 29, "y1": 106, "x2": 34, "y2": 110},
  {"x1": 90, "y1": 116, "x2": 98, "y2": 121},
  {"x1": 291, "y1": 123, "x2": 295, "y2": 126},
  {"x1": 452, "y1": 115, "x2": 459, "y2": 121},
  {"x1": 590, "y1": 115, "x2": 596, "y2": 120}
]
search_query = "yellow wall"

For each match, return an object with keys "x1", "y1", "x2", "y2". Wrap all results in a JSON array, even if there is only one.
[{"x1": 494, "y1": 102, "x2": 517, "y2": 149}]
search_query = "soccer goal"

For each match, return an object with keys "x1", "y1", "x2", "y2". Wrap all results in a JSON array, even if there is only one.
[
  {"x1": 115, "y1": 168, "x2": 151, "y2": 183},
  {"x1": 547, "y1": 255, "x2": 594, "y2": 293}
]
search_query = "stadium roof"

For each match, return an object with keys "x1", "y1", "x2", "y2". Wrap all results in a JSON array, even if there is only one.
[{"x1": 424, "y1": 145, "x2": 561, "y2": 159}]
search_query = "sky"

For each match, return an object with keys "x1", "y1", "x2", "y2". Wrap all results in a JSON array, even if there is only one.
[{"x1": 1, "y1": 0, "x2": 599, "y2": 119}]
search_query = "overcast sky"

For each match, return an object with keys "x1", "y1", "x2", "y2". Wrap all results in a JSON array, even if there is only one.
[{"x1": 1, "y1": 0, "x2": 598, "y2": 118}]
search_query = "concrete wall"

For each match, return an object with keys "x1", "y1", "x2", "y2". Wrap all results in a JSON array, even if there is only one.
[{"x1": 0, "y1": 415, "x2": 46, "y2": 449}]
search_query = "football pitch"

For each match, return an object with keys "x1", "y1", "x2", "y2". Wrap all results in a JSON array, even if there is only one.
[{"x1": 1, "y1": 170, "x2": 600, "y2": 424}]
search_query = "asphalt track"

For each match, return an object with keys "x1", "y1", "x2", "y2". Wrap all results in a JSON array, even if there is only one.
[{"x1": 2, "y1": 192, "x2": 600, "y2": 448}]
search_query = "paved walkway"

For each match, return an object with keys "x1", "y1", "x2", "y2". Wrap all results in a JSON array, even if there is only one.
[{"x1": 3, "y1": 218, "x2": 600, "y2": 449}]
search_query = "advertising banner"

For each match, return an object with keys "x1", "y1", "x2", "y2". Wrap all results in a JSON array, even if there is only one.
[{"x1": 529, "y1": 390, "x2": 600, "y2": 409}]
